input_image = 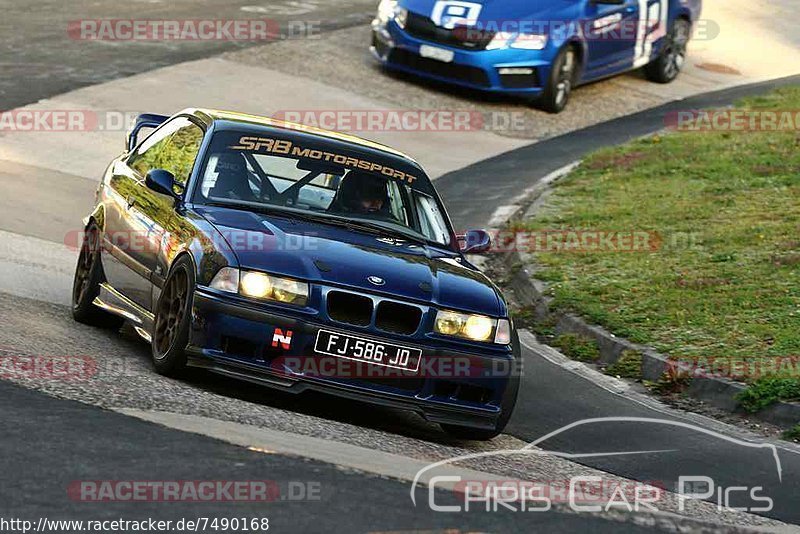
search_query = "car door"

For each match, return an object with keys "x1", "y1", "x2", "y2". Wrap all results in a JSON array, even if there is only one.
[
  {"x1": 103, "y1": 117, "x2": 204, "y2": 311},
  {"x1": 583, "y1": 0, "x2": 641, "y2": 78}
]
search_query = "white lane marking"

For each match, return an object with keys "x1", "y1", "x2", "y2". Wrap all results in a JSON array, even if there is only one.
[
  {"x1": 518, "y1": 331, "x2": 800, "y2": 456},
  {"x1": 0, "y1": 229, "x2": 75, "y2": 306}
]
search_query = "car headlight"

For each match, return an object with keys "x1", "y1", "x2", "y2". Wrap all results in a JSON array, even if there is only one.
[
  {"x1": 486, "y1": 31, "x2": 548, "y2": 51},
  {"x1": 434, "y1": 310, "x2": 511, "y2": 344},
  {"x1": 377, "y1": 0, "x2": 407, "y2": 28},
  {"x1": 210, "y1": 268, "x2": 309, "y2": 306}
]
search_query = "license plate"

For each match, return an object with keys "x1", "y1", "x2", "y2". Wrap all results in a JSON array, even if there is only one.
[
  {"x1": 314, "y1": 329, "x2": 422, "y2": 373},
  {"x1": 419, "y1": 44, "x2": 454, "y2": 63}
]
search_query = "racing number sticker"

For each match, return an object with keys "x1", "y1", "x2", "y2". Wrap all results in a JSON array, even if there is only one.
[{"x1": 633, "y1": 0, "x2": 668, "y2": 68}]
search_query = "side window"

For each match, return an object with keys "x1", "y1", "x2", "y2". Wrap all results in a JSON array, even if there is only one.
[
  {"x1": 387, "y1": 180, "x2": 409, "y2": 224},
  {"x1": 414, "y1": 192, "x2": 450, "y2": 245},
  {"x1": 128, "y1": 118, "x2": 204, "y2": 189},
  {"x1": 128, "y1": 122, "x2": 177, "y2": 178},
  {"x1": 161, "y1": 122, "x2": 204, "y2": 188}
]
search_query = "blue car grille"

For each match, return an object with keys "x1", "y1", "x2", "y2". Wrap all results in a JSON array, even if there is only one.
[
  {"x1": 326, "y1": 290, "x2": 423, "y2": 335},
  {"x1": 404, "y1": 11, "x2": 495, "y2": 51},
  {"x1": 388, "y1": 48, "x2": 490, "y2": 88}
]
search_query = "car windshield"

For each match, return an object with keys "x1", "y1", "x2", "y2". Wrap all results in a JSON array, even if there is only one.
[{"x1": 193, "y1": 130, "x2": 452, "y2": 246}]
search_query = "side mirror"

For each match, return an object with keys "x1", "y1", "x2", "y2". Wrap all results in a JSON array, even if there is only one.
[
  {"x1": 145, "y1": 169, "x2": 179, "y2": 199},
  {"x1": 459, "y1": 229, "x2": 492, "y2": 254}
]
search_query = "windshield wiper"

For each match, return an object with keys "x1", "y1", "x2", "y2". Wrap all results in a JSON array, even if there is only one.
[{"x1": 344, "y1": 219, "x2": 430, "y2": 246}]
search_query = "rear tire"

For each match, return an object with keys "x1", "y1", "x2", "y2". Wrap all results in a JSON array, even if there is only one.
[
  {"x1": 71, "y1": 222, "x2": 124, "y2": 329},
  {"x1": 537, "y1": 45, "x2": 578, "y2": 114},
  {"x1": 644, "y1": 18, "x2": 691, "y2": 84},
  {"x1": 151, "y1": 256, "x2": 195, "y2": 377}
]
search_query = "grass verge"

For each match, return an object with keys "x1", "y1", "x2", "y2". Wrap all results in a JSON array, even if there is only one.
[{"x1": 518, "y1": 87, "x2": 800, "y2": 397}]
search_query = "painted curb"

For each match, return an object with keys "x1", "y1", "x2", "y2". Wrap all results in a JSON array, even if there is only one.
[{"x1": 494, "y1": 163, "x2": 800, "y2": 429}]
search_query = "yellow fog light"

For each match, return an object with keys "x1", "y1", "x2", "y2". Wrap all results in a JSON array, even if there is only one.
[
  {"x1": 272, "y1": 277, "x2": 309, "y2": 305},
  {"x1": 435, "y1": 310, "x2": 466, "y2": 336}
]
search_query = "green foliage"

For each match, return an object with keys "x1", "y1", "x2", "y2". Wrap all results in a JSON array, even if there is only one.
[
  {"x1": 553, "y1": 333, "x2": 600, "y2": 362},
  {"x1": 736, "y1": 378, "x2": 800, "y2": 413},
  {"x1": 605, "y1": 350, "x2": 643, "y2": 379},
  {"x1": 518, "y1": 86, "x2": 800, "y2": 376},
  {"x1": 783, "y1": 424, "x2": 800, "y2": 442}
]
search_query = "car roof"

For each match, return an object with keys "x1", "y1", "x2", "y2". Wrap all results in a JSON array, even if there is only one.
[{"x1": 181, "y1": 108, "x2": 419, "y2": 165}]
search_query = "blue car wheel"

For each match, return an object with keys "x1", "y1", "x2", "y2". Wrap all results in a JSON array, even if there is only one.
[
  {"x1": 645, "y1": 18, "x2": 691, "y2": 83},
  {"x1": 538, "y1": 45, "x2": 578, "y2": 114}
]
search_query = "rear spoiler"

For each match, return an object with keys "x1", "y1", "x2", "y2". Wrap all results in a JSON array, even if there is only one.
[{"x1": 126, "y1": 113, "x2": 169, "y2": 152}]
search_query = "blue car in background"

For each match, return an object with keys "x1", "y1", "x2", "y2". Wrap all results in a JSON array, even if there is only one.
[
  {"x1": 371, "y1": 0, "x2": 702, "y2": 112},
  {"x1": 72, "y1": 109, "x2": 520, "y2": 440}
]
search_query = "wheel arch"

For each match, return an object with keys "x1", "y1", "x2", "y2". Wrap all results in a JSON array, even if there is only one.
[
  {"x1": 83, "y1": 204, "x2": 106, "y2": 232},
  {"x1": 565, "y1": 39, "x2": 586, "y2": 83}
]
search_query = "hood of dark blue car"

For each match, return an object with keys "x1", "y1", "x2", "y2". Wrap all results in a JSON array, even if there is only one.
[
  {"x1": 401, "y1": 0, "x2": 580, "y2": 25},
  {"x1": 195, "y1": 205, "x2": 502, "y2": 317}
]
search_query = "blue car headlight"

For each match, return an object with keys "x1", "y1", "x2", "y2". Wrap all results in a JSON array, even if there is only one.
[
  {"x1": 210, "y1": 267, "x2": 309, "y2": 306},
  {"x1": 486, "y1": 31, "x2": 548, "y2": 51},
  {"x1": 434, "y1": 309, "x2": 512, "y2": 345},
  {"x1": 377, "y1": 0, "x2": 408, "y2": 28}
]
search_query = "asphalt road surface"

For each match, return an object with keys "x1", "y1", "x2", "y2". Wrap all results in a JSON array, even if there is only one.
[
  {"x1": 1, "y1": 380, "x2": 650, "y2": 533},
  {"x1": 0, "y1": 75, "x2": 799, "y2": 528},
  {"x1": 1, "y1": 4, "x2": 799, "y2": 531}
]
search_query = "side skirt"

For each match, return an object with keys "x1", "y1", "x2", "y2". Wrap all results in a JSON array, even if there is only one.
[{"x1": 93, "y1": 283, "x2": 155, "y2": 343}]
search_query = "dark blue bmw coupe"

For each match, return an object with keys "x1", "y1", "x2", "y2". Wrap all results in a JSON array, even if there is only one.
[{"x1": 72, "y1": 109, "x2": 520, "y2": 440}]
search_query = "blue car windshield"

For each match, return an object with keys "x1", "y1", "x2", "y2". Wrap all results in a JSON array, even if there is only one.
[{"x1": 193, "y1": 130, "x2": 452, "y2": 246}]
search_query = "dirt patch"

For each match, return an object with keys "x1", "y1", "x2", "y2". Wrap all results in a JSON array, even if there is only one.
[
  {"x1": 675, "y1": 276, "x2": 732, "y2": 289},
  {"x1": 771, "y1": 253, "x2": 800, "y2": 267},
  {"x1": 584, "y1": 151, "x2": 647, "y2": 171},
  {"x1": 751, "y1": 164, "x2": 800, "y2": 176},
  {"x1": 696, "y1": 63, "x2": 743, "y2": 75}
]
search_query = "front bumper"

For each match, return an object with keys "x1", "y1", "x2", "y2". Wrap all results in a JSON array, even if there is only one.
[
  {"x1": 371, "y1": 19, "x2": 554, "y2": 97},
  {"x1": 189, "y1": 287, "x2": 518, "y2": 430}
]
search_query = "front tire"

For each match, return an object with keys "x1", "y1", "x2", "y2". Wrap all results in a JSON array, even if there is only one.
[
  {"x1": 537, "y1": 45, "x2": 578, "y2": 114},
  {"x1": 71, "y1": 223, "x2": 124, "y2": 329},
  {"x1": 151, "y1": 256, "x2": 195, "y2": 377},
  {"x1": 644, "y1": 18, "x2": 691, "y2": 84}
]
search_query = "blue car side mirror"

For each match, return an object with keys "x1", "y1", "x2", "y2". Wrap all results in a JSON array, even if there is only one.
[
  {"x1": 460, "y1": 229, "x2": 492, "y2": 254},
  {"x1": 145, "y1": 169, "x2": 179, "y2": 200}
]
